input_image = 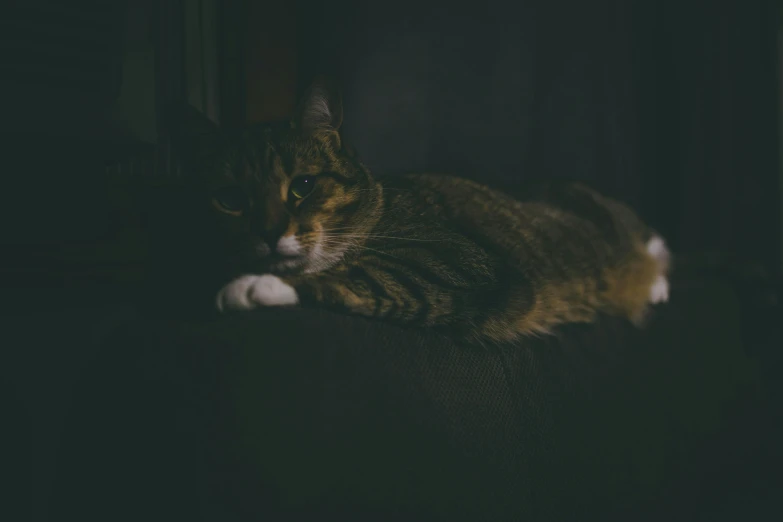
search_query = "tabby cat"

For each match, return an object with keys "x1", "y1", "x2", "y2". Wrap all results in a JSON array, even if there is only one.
[{"x1": 183, "y1": 77, "x2": 671, "y2": 343}]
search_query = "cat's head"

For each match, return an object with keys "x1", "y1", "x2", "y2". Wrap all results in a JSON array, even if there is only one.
[{"x1": 174, "y1": 77, "x2": 382, "y2": 275}]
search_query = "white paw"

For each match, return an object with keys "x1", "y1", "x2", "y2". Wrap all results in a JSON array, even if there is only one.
[
  {"x1": 646, "y1": 235, "x2": 671, "y2": 269},
  {"x1": 648, "y1": 274, "x2": 670, "y2": 304},
  {"x1": 216, "y1": 274, "x2": 299, "y2": 312}
]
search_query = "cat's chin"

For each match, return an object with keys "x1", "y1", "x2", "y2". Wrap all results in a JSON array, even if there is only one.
[
  {"x1": 239, "y1": 253, "x2": 308, "y2": 275},
  {"x1": 264, "y1": 257, "x2": 307, "y2": 274}
]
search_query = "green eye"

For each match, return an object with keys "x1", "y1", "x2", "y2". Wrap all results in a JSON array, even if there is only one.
[
  {"x1": 211, "y1": 186, "x2": 248, "y2": 215},
  {"x1": 289, "y1": 176, "x2": 317, "y2": 200}
]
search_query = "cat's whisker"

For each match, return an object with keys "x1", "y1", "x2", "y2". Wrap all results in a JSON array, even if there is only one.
[
  {"x1": 350, "y1": 188, "x2": 412, "y2": 193},
  {"x1": 319, "y1": 225, "x2": 437, "y2": 235},
  {"x1": 319, "y1": 232, "x2": 451, "y2": 243},
  {"x1": 362, "y1": 235, "x2": 447, "y2": 243},
  {"x1": 319, "y1": 238, "x2": 404, "y2": 261}
]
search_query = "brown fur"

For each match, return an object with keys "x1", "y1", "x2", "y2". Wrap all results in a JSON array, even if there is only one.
[{"x1": 181, "y1": 77, "x2": 670, "y2": 343}]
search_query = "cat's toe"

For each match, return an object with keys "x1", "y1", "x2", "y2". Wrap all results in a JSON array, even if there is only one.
[
  {"x1": 645, "y1": 235, "x2": 672, "y2": 273},
  {"x1": 247, "y1": 274, "x2": 299, "y2": 306},
  {"x1": 648, "y1": 274, "x2": 670, "y2": 304},
  {"x1": 216, "y1": 275, "x2": 260, "y2": 311},
  {"x1": 217, "y1": 274, "x2": 300, "y2": 311}
]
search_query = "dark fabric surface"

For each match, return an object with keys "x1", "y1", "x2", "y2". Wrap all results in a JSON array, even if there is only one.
[
  {"x1": 2, "y1": 380, "x2": 31, "y2": 522},
  {"x1": 30, "y1": 273, "x2": 779, "y2": 522}
]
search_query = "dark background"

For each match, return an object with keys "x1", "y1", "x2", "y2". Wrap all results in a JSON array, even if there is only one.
[
  {"x1": 300, "y1": 0, "x2": 781, "y2": 271},
  {"x1": 0, "y1": 0, "x2": 779, "y2": 273},
  {"x1": 0, "y1": 1, "x2": 780, "y2": 521}
]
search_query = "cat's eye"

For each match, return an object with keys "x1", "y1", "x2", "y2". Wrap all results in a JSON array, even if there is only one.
[
  {"x1": 289, "y1": 176, "x2": 317, "y2": 200},
  {"x1": 211, "y1": 186, "x2": 248, "y2": 215}
]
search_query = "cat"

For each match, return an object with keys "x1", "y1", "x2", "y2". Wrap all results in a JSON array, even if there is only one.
[{"x1": 178, "y1": 77, "x2": 671, "y2": 343}]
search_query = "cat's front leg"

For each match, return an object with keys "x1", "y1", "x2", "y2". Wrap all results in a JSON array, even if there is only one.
[
  {"x1": 216, "y1": 268, "x2": 474, "y2": 328},
  {"x1": 215, "y1": 272, "x2": 354, "y2": 312},
  {"x1": 216, "y1": 271, "x2": 430, "y2": 323}
]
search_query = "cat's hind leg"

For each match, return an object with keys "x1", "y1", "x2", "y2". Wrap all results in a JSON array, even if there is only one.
[{"x1": 648, "y1": 275, "x2": 670, "y2": 304}]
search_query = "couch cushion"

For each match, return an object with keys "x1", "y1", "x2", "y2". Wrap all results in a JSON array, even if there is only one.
[{"x1": 42, "y1": 271, "x2": 780, "y2": 521}]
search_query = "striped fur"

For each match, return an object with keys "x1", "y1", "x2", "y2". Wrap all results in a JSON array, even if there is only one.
[{"x1": 189, "y1": 78, "x2": 670, "y2": 343}]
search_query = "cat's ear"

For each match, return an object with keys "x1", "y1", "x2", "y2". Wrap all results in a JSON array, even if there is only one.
[
  {"x1": 167, "y1": 101, "x2": 225, "y2": 167},
  {"x1": 292, "y1": 75, "x2": 343, "y2": 148}
]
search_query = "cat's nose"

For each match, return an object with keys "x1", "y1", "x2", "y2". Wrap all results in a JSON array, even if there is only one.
[
  {"x1": 257, "y1": 198, "x2": 289, "y2": 246},
  {"x1": 258, "y1": 227, "x2": 285, "y2": 248},
  {"x1": 258, "y1": 217, "x2": 288, "y2": 248}
]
